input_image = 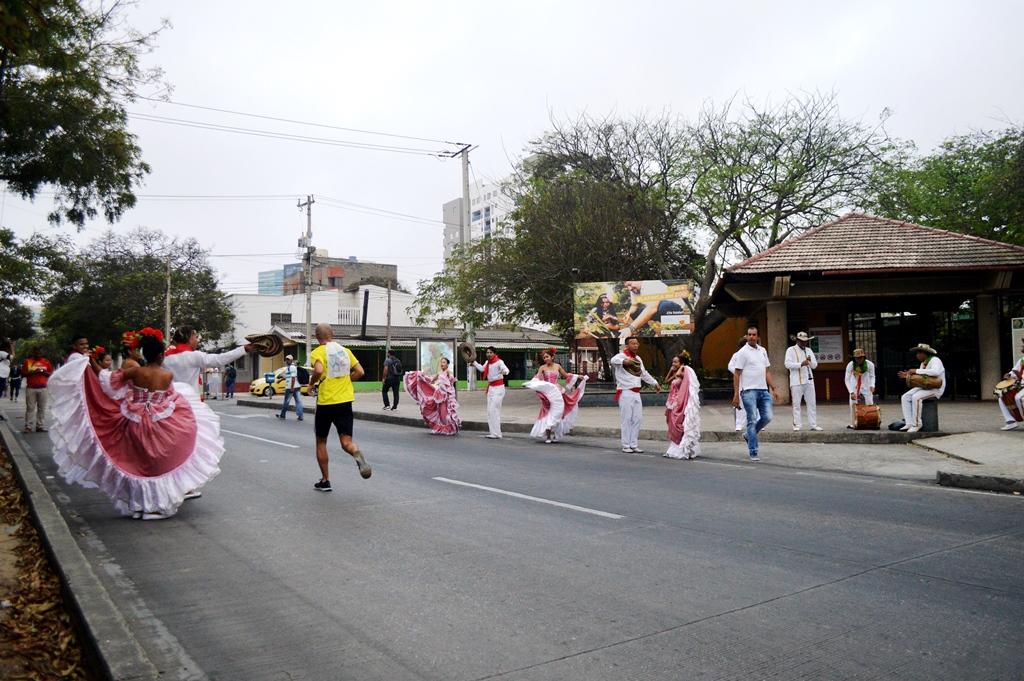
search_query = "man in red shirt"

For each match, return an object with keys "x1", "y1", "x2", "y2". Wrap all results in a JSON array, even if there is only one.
[{"x1": 22, "y1": 346, "x2": 53, "y2": 433}]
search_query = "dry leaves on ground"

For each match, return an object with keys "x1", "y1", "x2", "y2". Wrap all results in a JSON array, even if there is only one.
[{"x1": 0, "y1": 443, "x2": 98, "y2": 680}]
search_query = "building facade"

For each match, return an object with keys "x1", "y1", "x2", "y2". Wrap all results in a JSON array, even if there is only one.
[{"x1": 443, "y1": 176, "x2": 516, "y2": 259}]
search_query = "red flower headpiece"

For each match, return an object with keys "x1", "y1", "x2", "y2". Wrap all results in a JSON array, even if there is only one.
[
  {"x1": 121, "y1": 331, "x2": 140, "y2": 350},
  {"x1": 90, "y1": 345, "x2": 106, "y2": 360},
  {"x1": 138, "y1": 327, "x2": 164, "y2": 343},
  {"x1": 544, "y1": 347, "x2": 557, "y2": 356}
]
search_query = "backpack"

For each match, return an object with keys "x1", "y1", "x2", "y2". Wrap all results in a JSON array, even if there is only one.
[
  {"x1": 390, "y1": 358, "x2": 403, "y2": 378},
  {"x1": 9, "y1": 363, "x2": 20, "y2": 380},
  {"x1": 224, "y1": 365, "x2": 236, "y2": 379}
]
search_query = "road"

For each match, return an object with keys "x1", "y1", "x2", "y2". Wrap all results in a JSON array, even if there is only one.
[{"x1": 19, "y1": 401, "x2": 1024, "y2": 680}]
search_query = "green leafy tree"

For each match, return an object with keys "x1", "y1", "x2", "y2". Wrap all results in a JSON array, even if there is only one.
[
  {"x1": 0, "y1": 0, "x2": 169, "y2": 227},
  {"x1": 0, "y1": 297, "x2": 34, "y2": 340},
  {"x1": 42, "y1": 227, "x2": 234, "y2": 350},
  {"x1": 416, "y1": 91, "x2": 895, "y2": 368},
  {"x1": 0, "y1": 226, "x2": 72, "y2": 341},
  {"x1": 867, "y1": 127, "x2": 1024, "y2": 244}
]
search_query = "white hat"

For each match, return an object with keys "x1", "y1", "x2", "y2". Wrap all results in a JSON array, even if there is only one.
[
  {"x1": 285, "y1": 354, "x2": 294, "y2": 360},
  {"x1": 791, "y1": 331, "x2": 816, "y2": 342}
]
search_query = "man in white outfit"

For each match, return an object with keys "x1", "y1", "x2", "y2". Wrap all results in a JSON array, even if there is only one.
[
  {"x1": 163, "y1": 325, "x2": 255, "y2": 396},
  {"x1": 898, "y1": 343, "x2": 945, "y2": 433},
  {"x1": 610, "y1": 337, "x2": 661, "y2": 453},
  {"x1": 785, "y1": 331, "x2": 821, "y2": 431},
  {"x1": 472, "y1": 346, "x2": 510, "y2": 439},
  {"x1": 845, "y1": 349, "x2": 876, "y2": 426},
  {"x1": 997, "y1": 338, "x2": 1024, "y2": 430}
]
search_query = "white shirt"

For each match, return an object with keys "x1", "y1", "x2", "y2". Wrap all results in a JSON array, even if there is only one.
[
  {"x1": 784, "y1": 344, "x2": 818, "y2": 386},
  {"x1": 472, "y1": 359, "x2": 509, "y2": 383},
  {"x1": 609, "y1": 352, "x2": 658, "y2": 390},
  {"x1": 916, "y1": 355, "x2": 946, "y2": 396},
  {"x1": 163, "y1": 346, "x2": 248, "y2": 394},
  {"x1": 845, "y1": 359, "x2": 875, "y2": 393},
  {"x1": 734, "y1": 343, "x2": 771, "y2": 391},
  {"x1": 0, "y1": 351, "x2": 10, "y2": 379},
  {"x1": 727, "y1": 350, "x2": 741, "y2": 375}
]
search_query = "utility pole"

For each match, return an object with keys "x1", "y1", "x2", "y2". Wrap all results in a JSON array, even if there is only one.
[
  {"x1": 164, "y1": 254, "x2": 172, "y2": 342},
  {"x1": 385, "y1": 283, "x2": 392, "y2": 357},
  {"x1": 460, "y1": 145, "x2": 477, "y2": 391},
  {"x1": 297, "y1": 195, "x2": 315, "y2": 363}
]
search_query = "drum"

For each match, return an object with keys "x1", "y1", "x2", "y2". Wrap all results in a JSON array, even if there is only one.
[
  {"x1": 854, "y1": 404, "x2": 881, "y2": 430},
  {"x1": 995, "y1": 379, "x2": 1023, "y2": 422},
  {"x1": 906, "y1": 373, "x2": 941, "y2": 390}
]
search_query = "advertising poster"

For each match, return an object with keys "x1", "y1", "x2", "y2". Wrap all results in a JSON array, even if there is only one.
[
  {"x1": 809, "y1": 326, "x2": 844, "y2": 363},
  {"x1": 417, "y1": 340, "x2": 455, "y2": 375},
  {"x1": 1013, "y1": 318, "x2": 1024, "y2": 365},
  {"x1": 573, "y1": 280, "x2": 696, "y2": 339}
]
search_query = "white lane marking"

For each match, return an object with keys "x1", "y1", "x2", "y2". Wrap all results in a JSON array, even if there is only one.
[
  {"x1": 219, "y1": 413, "x2": 270, "y2": 419},
  {"x1": 433, "y1": 477, "x2": 624, "y2": 519},
  {"x1": 221, "y1": 429, "x2": 300, "y2": 448}
]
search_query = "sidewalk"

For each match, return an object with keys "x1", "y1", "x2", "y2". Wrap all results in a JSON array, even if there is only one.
[{"x1": 241, "y1": 388, "x2": 1024, "y2": 494}]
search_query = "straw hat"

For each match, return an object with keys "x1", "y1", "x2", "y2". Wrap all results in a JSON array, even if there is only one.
[
  {"x1": 852, "y1": 348, "x2": 866, "y2": 358},
  {"x1": 790, "y1": 331, "x2": 816, "y2": 342},
  {"x1": 909, "y1": 343, "x2": 937, "y2": 356}
]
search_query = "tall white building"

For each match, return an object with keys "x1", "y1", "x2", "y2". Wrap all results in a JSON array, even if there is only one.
[{"x1": 442, "y1": 176, "x2": 516, "y2": 260}]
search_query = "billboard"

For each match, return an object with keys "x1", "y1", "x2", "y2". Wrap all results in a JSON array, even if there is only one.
[
  {"x1": 573, "y1": 280, "x2": 696, "y2": 340},
  {"x1": 417, "y1": 339, "x2": 455, "y2": 375}
]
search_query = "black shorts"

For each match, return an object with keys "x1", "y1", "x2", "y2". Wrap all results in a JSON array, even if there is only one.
[{"x1": 314, "y1": 401, "x2": 354, "y2": 439}]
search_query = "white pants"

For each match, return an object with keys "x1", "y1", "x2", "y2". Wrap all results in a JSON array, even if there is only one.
[
  {"x1": 849, "y1": 389, "x2": 874, "y2": 424},
  {"x1": 901, "y1": 387, "x2": 941, "y2": 428},
  {"x1": 790, "y1": 382, "x2": 817, "y2": 429},
  {"x1": 997, "y1": 390, "x2": 1024, "y2": 423},
  {"x1": 618, "y1": 390, "x2": 643, "y2": 449},
  {"x1": 486, "y1": 385, "x2": 505, "y2": 438},
  {"x1": 25, "y1": 387, "x2": 48, "y2": 431}
]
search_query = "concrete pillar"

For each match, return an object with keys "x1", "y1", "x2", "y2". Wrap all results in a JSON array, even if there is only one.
[
  {"x1": 977, "y1": 294, "x2": 1000, "y2": 401},
  {"x1": 766, "y1": 300, "x2": 790, "y2": 403}
]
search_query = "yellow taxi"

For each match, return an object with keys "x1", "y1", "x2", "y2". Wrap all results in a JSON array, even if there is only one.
[{"x1": 249, "y1": 365, "x2": 312, "y2": 397}]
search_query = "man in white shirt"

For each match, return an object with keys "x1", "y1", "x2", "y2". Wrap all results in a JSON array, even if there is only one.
[
  {"x1": 784, "y1": 331, "x2": 821, "y2": 431},
  {"x1": 610, "y1": 337, "x2": 661, "y2": 453},
  {"x1": 845, "y1": 349, "x2": 876, "y2": 426},
  {"x1": 472, "y1": 346, "x2": 510, "y2": 439},
  {"x1": 732, "y1": 326, "x2": 779, "y2": 461},
  {"x1": 163, "y1": 325, "x2": 255, "y2": 396},
  {"x1": 276, "y1": 354, "x2": 304, "y2": 421},
  {"x1": 897, "y1": 343, "x2": 946, "y2": 433},
  {"x1": 727, "y1": 337, "x2": 749, "y2": 431}
]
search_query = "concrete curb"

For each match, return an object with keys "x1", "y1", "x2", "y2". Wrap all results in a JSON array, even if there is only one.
[
  {"x1": 0, "y1": 421, "x2": 161, "y2": 680},
  {"x1": 935, "y1": 470, "x2": 1024, "y2": 494}
]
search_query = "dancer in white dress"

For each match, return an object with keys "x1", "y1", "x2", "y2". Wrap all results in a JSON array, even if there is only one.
[{"x1": 523, "y1": 348, "x2": 587, "y2": 443}]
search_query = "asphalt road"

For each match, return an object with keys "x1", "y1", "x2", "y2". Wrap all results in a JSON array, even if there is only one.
[{"x1": 19, "y1": 401, "x2": 1024, "y2": 680}]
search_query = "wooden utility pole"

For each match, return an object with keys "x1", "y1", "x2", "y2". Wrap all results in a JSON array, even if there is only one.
[
  {"x1": 460, "y1": 145, "x2": 477, "y2": 390},
  {"x1": 164, "y1": 254, "x2": 172, "y2": 341}
]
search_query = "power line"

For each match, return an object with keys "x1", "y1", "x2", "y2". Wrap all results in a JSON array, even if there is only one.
[
  {"x1": 128, "y1": 112, "x2": 454, "y2": 157},
  {"x1": 135, "y1": 95, "x2": 462, "y2": 146}
]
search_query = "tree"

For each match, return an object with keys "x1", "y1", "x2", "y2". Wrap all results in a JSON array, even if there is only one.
[
  {"x1": 0, "y1": 297, "x2": 34, "y2": 339},
  {"x1": 42, "y1": 227, "x2": 234, "y2": 350},
  {"x1": 0, "y1": 0, "x2": 169, "y2": 227},
  {"x1": 0, "y1": 226, "x2": 72, "y2": 341},
  {"x1": 415, "y1": 91, "x2": 895, "y2": 368},
  {"x1": 866, "y1": 127, "x2": 1024, "y2": 244}
]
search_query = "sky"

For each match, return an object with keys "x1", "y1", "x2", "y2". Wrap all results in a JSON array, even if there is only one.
[{"x1": 3, "y1": 0, "x2": 1023, "y2": 297}]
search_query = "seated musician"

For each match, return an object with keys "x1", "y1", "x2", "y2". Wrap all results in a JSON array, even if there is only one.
[
  {"x1": 845, "y1": 349, "x2": 875, "y2": 428},
  {"x1": 997, "y1": 338, "x2": 1024, "y2": 431},
  {"x1": 897, "y1": 343, "x2": 945, "y2": 433}
]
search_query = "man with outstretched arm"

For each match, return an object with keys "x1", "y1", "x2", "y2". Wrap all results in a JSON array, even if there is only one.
[
  {"x1": 472, "y1": 346, "x2": 510, "y2": 439},
  {"x1": 308, "y1": 322, "x2": 371, "y2": 491}
]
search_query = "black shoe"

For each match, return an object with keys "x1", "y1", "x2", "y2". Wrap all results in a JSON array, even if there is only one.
[
  {"x1": 314, "y1": 479, "x2": 332, "y2": 492},
  {"x1": 276, "y1": 414, "x2": 285, "y2": 419},
  {"x1": 390, "y1": 407, "x2": 397, "y2": 411},
  {"x1": 297, "y1": 417, "x2": 303, "y2": 421}
]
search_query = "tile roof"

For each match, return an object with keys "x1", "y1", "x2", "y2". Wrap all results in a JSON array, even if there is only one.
[{"x1": 728, "y1": 213, "x2": 1024, "y2": 275}]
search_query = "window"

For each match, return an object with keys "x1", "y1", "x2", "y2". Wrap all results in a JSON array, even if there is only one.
[
  {"x1": 472, "y1": 210, "x2": 482, "y2": 222},
  {"x1": 270, "y1": 313, "x2": 292, "y2": 325}
]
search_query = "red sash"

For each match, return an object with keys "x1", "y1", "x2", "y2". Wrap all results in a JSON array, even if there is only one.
[
  {"x1": 486, "y1": 379, "x2": 504, "y2": 394},
  {"x1": 164, "y1": 344, "x2": 193, "y2": 357},
  {"x1": 615, "y1": 387, "x2": 641, "y2": 401}
]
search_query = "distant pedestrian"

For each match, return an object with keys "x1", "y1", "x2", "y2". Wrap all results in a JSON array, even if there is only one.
[
  {"x1": 610, "y1": 337, "x2": 661, "y2": 453},
  {"x1": 22, "y1": 345, "x2": 53, "y2": 433},
  {"x1": 8, "y1": 358, "x2": 22, "y2": 402},
  {"x1": 0, "y1": 340, "x2": 11, "y2": 404},
  {"x1": 471, "y1": 346, "x2": 510, "y2": 439},
  {"x1": 309, "y1": 322, "x2": 371, "y2": 492},
  {"x1": 276, "y1": 355, "x2": 304, "y2": 421},
  {"x1": 732, "y1": 326, "x2": 779, "y2": 461},
  {"x1": 208, "y1": 368, "x2": 221, "y2": 399},
  {"x1": 382, "y1": 349, "x2": 402, "y2": 410},
  {"x1": 224, "y1": 363, "x2": 237, "y2": 398}
]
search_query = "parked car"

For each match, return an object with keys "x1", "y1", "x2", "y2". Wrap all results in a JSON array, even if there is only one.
[{"x1": 249, "y1": 365, "x2": 312, "y2": 397}]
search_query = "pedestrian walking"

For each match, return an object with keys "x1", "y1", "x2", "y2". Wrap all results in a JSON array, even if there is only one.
[
  {"x1": 224, "y1": 363, "x2": 237, "y2": 398},
  {"x1": 610, "y1": 337, "x2": 661, "y2": 453},
  {"x1": 382, "y1": 349, "x2": 402, "y2": 410},
  {"x1": 22, "y1": 345, "x2": 53, "y2": 433},
  {"x1": 732, "y1": 326, "x2": 779, "y2": 461},
  {"x1": 276, "y1": 355, "x2": 304, "y2": 421},
  {"x1": 309, "y1": 322, "x2": 371, "y2": 491}
]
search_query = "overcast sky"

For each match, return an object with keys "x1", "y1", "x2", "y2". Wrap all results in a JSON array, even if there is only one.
[{"x1": 3, "y1": 0, "x2": 1022, "y2": 296}]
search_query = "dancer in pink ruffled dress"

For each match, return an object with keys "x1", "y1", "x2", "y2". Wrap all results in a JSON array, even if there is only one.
[
  {"x1": 404, "y1": 356, "x2": 462, "y2": 435},
  {"x1": 664, "y1": 351, "x2": 701, "y2": 459},
  {"x1": 523, "y1": 348, "x2": 588, "y2": 443},
  {"x1": 48, "y1": 329, "x2": 223, "y2": 520}
]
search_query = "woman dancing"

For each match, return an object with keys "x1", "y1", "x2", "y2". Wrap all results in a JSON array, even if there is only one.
[
  {"x1": 48, "y1": 328, "x2": 224, "y2": 520},
  {"x1": 664, "y1": 351, "x2": 701, "y2": 459},
  {"x1": 523, "y1": 348, "x2": 588, "y2": 443},
  {"x1": 403, "y1": 356, "x2": 462, "y2": 435}
]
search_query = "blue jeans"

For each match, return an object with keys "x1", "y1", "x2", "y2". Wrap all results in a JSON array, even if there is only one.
[
  {"x1": 280, "y1": 387, "x2": 304, "y2": 419},
  {"x1": 740, "y1": 389, "x2": 774, "y2": 453}
]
